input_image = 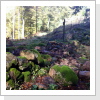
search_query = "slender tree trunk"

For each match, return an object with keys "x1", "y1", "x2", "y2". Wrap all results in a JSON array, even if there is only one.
[
  {"x1": 47, "y1": 18, "x2": 50, "y2": 31},
  {"x1": 12, "y1": 9, "x2": 15, "y2": 39},
  {"x1": 22, "y1": 6, "x2": 25, "y2": 39},
  {"x1": 63, "y1": 19, "x2": 65, "y2": 42},
  {"x1": 36, "y1": 6, "x2": 38, "y2": 33},
  {"x1": 18, "y1": 8, "x2": 20, "y2": 39},
  {"x1": 22, "y1": 19, "x2": 25, "y2": 39}
]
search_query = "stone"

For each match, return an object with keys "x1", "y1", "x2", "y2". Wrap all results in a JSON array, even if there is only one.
[
  {"x1": 36, "y1": 83, "x2": 47, "y2": 89},
  {"x1": 6, "y1": 52, "x2": 18, "y2": 71},
  {"x1": 79, "y1": 71, "x2": 90, "y2": 79},
  {"x1": 82, "y1": 61, "x2": 90, "y2": 71},
  {"x1": 42, "y1": 76, "x2": 55, "y2": 85},
  {"x1": 70, "y1": 67, "x2": 79, "y2": 75},
  {"x1": 17, "y1": 56, "x2": 28, "y2": 65},
  {"x1": 35, "y1": 76, "x2": 56, "y2": 89},
  {"x1": 9, "y1": 68, "x2": 21, "y2": 81},
  {"x1": 49, "y1": 65, "x2": 78, "y2": 86},
  {"x1": 20, "y1": 50, "x2": 35, "y2": 60}
]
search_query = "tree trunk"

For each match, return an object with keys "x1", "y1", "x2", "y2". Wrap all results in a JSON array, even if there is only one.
[
  {"x1": 63, "y1": 19, "x2": 65, "y2": 42},
  {"x1": 18, "y1": 8, "x2": 20, "y2": 39},
  {"x1": 12, "y1": 9, "x2": 15, "y2": 39},
  {"x1": 47, "y1": 18, "x2": 50, "y2": 31},
  {"x1": 22, "y1": 19, "x2": 25, "y2": 39},
  {"x1": 36, "y1": 6, "x2": 38, "y2": 33},
  {"x1": 22, "y1": 6, "x2": 25, "y2": 39}
]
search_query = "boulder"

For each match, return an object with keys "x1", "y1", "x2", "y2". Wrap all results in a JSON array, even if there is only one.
[
  {"x1": 6, "y1": 52, "x2": 18, "y2": 71},
  {"x1": 69, "y1": 67, "x2": 79, "y2": 75},
  {"x1": 82, "y1": 61, "x2": 90, "y2": 71},
  {"x1": 17, "y1": 56, "x2": 28, "y2": 65},
  {"x1": 79, "y1": 71, "x2": 90, "y2": 79},
  {"x1": 35, "y1": 83, "x2": 47, "y2": 90},
  {"x1": 6, "y1": 79, "x2": 15, "y2": 90},
  {"x1": 49, "y1": 65, "x2": 78, "y2": 86},
  {"x1": 17, "y1": 56, "x2": 32, "y2": 71},
  {"x1": 20, "y1": 50, "x2": 35, "y2": 60},
  {"x1": 9, "y1": 68, "x2": 21, "y2": 81},
  {"x1": 35, "y1": 76, "x2": 56, "y2": 90}
]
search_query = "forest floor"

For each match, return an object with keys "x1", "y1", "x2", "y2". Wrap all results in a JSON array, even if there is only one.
[{"x1": 6, "y1": 23, "x2": 90, "y2": 90}]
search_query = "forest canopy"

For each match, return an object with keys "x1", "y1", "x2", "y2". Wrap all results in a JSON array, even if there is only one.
[{"x1": 6, "y1": 6, "x2": 90, "y2": 39}]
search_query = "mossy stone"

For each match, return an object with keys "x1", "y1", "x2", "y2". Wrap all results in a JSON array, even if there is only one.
[
  {"x1": 50, "y1": 65, "x2": 78, "y2": 86},
  {"x1": 20, "y1": 50, "x2": 35, "y2": 60},
  {"x1": 6, "y1": 53, "x2": 18, "y2": 71},
  {"x1": 43, "y1": 59, "x2": 51, "y2": 66},
  {"x1": 41, "y1": 54, "x2": 52, "y2": 61},
  {"x1": 9, "y1": 68, "x2": 21, "y2": 80},
  {"x1": 7, "y1": 79, "x2": 15, "y2": 88},
  {"x1": 22, "y1": 71, "x2": 31, "y2": 82}
]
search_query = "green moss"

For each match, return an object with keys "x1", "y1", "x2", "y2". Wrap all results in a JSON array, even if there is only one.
[
  {"x1": 17, "y1": 45, "x2": 26, "y2": 49},
  {"x1": 7, "y1": 79, "x2": 15, "y2": 88},
  {"x1": 43, "y1": 59, "x2": 51, "y2": 66},
  {"x1": 6, "y1": 47, "x2": 15, "y2": 52},
  {"x1": 6, "y1": 72, "x2": 10, "y2": 81},
  {"x1": 6, "y1": 52, "x2": 11, "y2": 54},
  {"x1": 17, "y1": 56, "x2": 27, "y2": 59},
  {"x1": 51, "y1": 65, "x2": 78, "y2": 86},
  {"x1": 37, "y1": 68, "x2": 47, "y2": 76},
  {"x1": 17, "y1": 73, "x2": 24, "y2": 80},
  {"x1": 34, "y1": 64, "x2": 40, "y2": 71},
  {"x1": 41, "y1": 54, "x2": 52, "y2": 61},
  {"x1": 7, "y1": 60, "x2": 18, "y2": 71},
  {"x1": 37, "y1": 43, "x2": 46, "y2": 46},
  {"x1": 22, "y1": 71, "x2": 31, "y2": 82},
  {"x1": 37, "y1": 56, "x2": 44, "y2": 65},
  {"x1": 10, "y1": 68, "x2": 21, "y2": 80},
  {"x1": 30, "y1": 49, "x2": 44, "y2": 65}
]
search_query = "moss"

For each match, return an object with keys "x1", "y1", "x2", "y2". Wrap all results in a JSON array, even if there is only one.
[
  {"x1": 7, "y1": 79, "x2": 15, "y2": 88},
  {"x1": 41, "y1": 54, "x2": 52, "y2": 61},
  {"x1": 34, "y1": 64, "x2": 40, "y2": 71},
  {"x1": 22, "y1": 71, "x2": 31, "y2": 82},
  {"x1": 19, "y1": 62, "x2": 35, "y2": 72},
  {"x1": 17, "y1": 73, "x2": 24, "y2": 80},
  {"x1": 30, "y1": 49, "x2": 44, "y2": 65},
  {"x1": 51, "y1": 65, "x2": 78, "y2": 86},
  {"x1": 37, "y1": 68, "x2": 47, "y2": 76},
  {"x1": 43, "y1": 59, "x2": 51, "y2": 66},
  {"x1": 42, "y1": 67, "x2": 50, "y2": 73},
  {"x1": 10, "y1": 68, "x2": 21, "y2": 80},
  {"x1": 17, "y1": 56, "x2": 27, "y2": 59},
  {"x1": 37, "y1": 43, "x2": 46, "y2": 46},
  {"x1": 6, "y1": 72, "x2": 10, "y2": 81},
  {"x1": 6, "y1": 52, "x2": 11, "y2": 54},
  {"x1": 6, "y1": 47, "x2": 15, "y2": 52},
  {"x1": 17, "y1": 45, "x2": 26, "y2": 49},
  {"x1": 37, "y1": 56, "x2": 44, "y2": 65}
]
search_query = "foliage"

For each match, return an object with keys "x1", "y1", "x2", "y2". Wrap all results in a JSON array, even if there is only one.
[
  {"x1": 37, "y1": 68, "x2": 47, "y2": 76},
  {"x1": 6, "y1": 6, "x2": 89, "y2": 39},
  {"x1": 31, "y1": 85, "x2": 38, "y2": 90},
  {"x1": 48, "y1": 84, "x2": 58, "y2": 90}
]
